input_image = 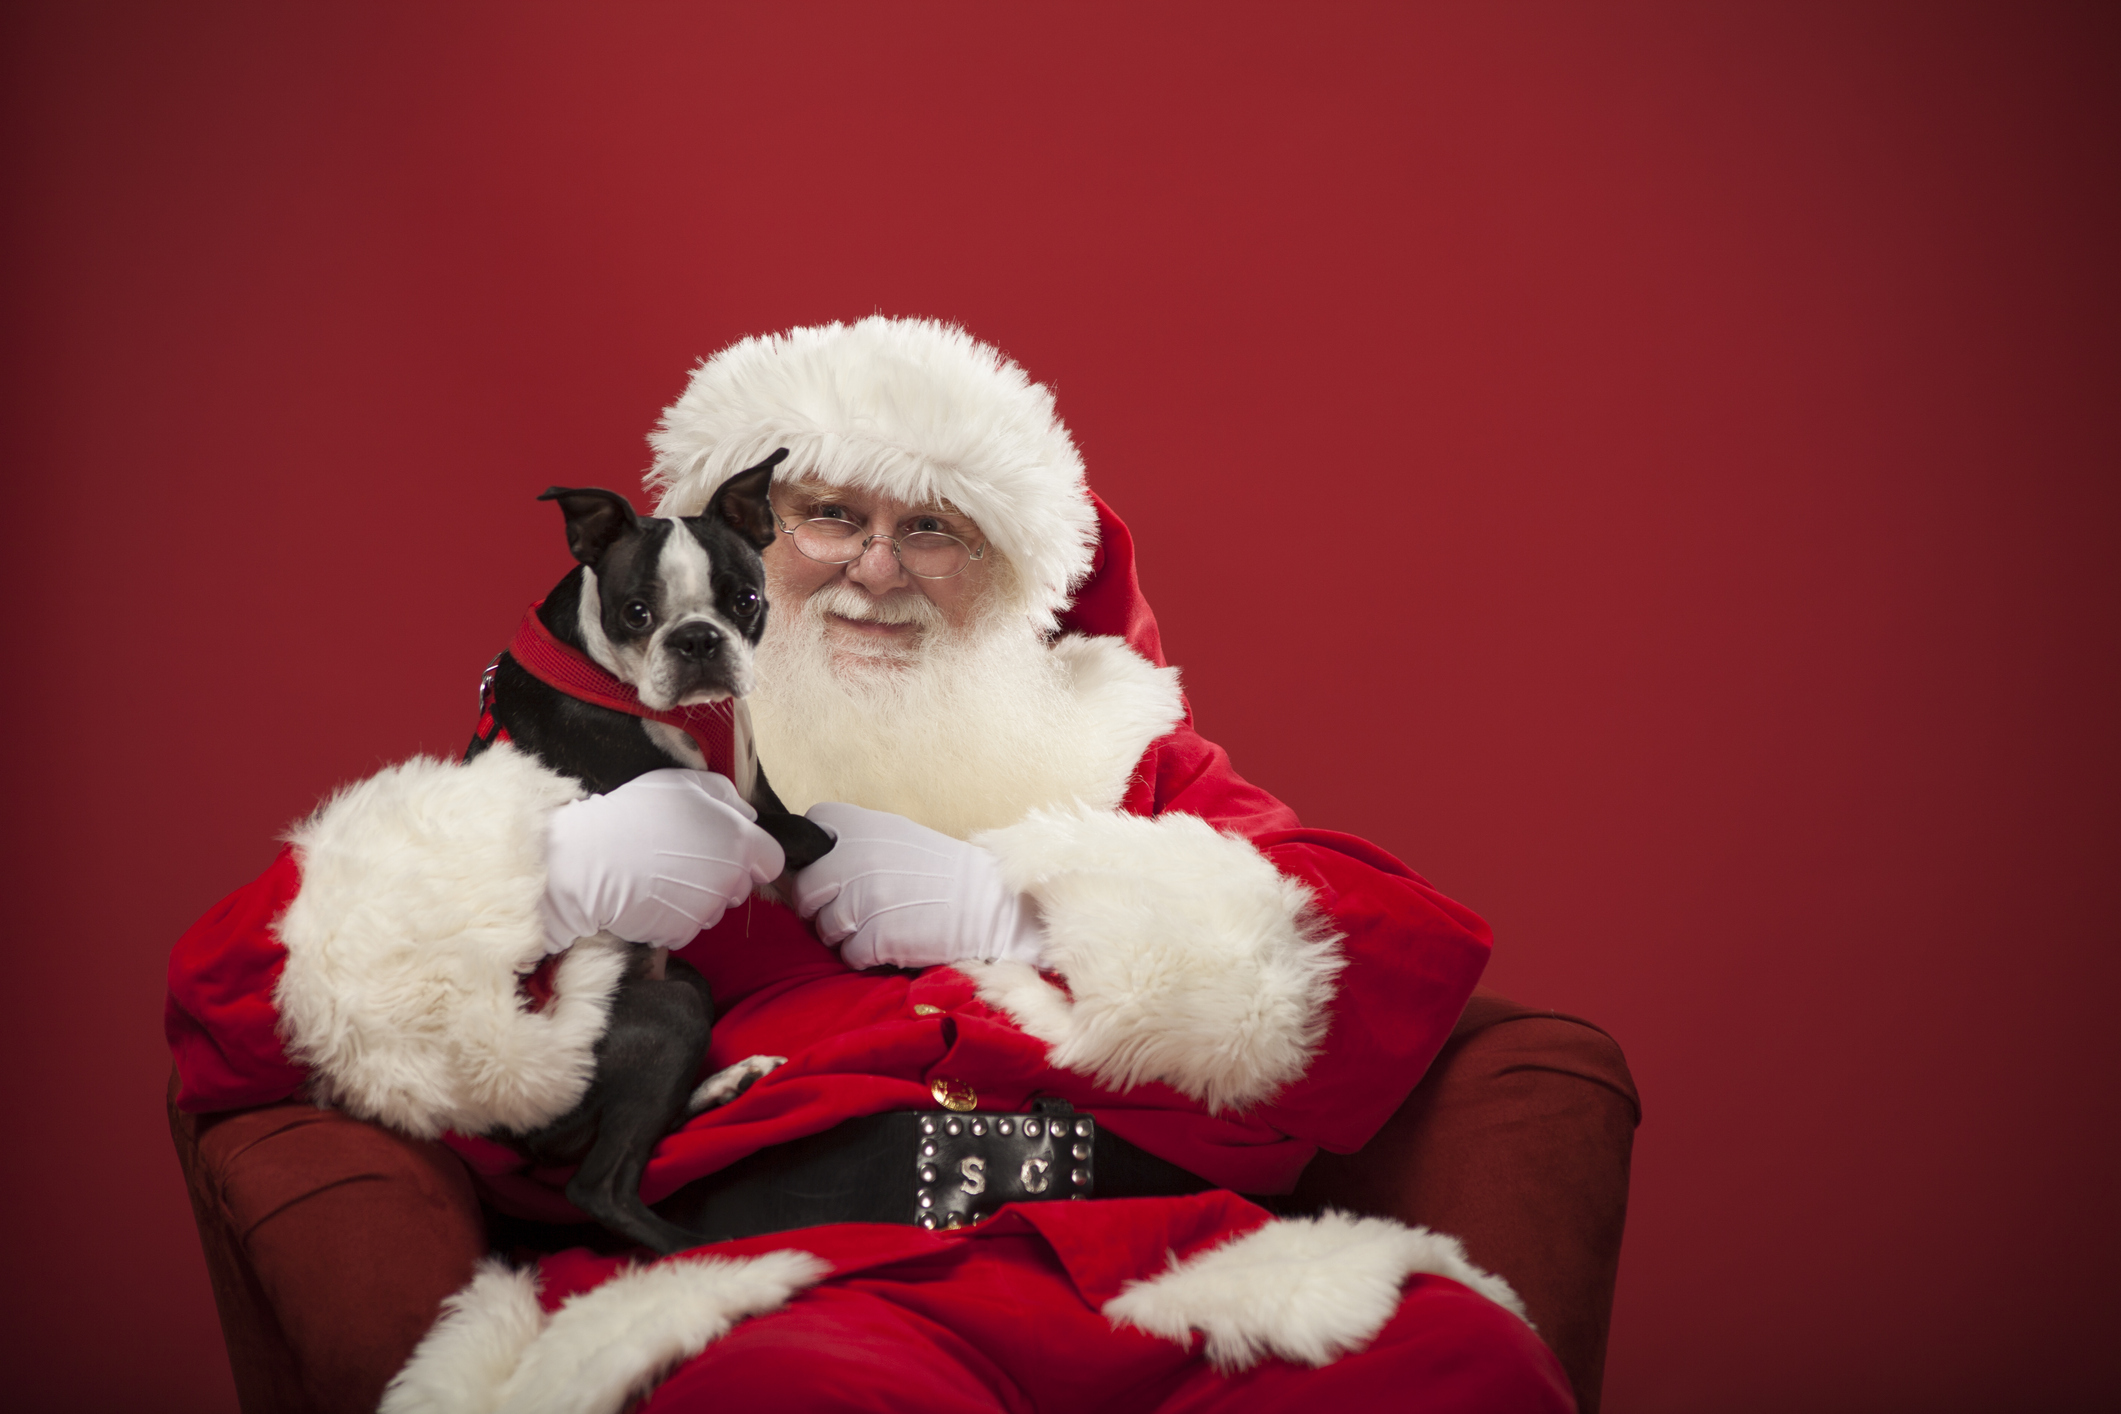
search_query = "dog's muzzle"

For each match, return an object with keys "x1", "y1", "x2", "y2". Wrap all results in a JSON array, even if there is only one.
[{"x1": 650, "y1": 638, "x2": 753, "y2": 707}]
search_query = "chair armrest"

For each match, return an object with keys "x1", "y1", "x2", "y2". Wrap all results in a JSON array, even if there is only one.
[
  {"x1": 1286, "y1": 991, "x2": 1640, "y2": 1414},
  {"x1": 168, "y1": 1073, "x2": 487, "y2": 1414}
]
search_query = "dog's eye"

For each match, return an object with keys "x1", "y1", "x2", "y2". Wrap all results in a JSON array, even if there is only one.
[
  {"x1": 622, "y1": 600, "x2": 654, "y2": 631},
  {"x1": 731, "y1": 589, "x2": 761, "y2": 617}
]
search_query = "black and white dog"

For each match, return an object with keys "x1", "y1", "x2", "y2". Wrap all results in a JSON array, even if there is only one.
[{"x1": 467, "y1": 447, "x2": 831, "y2": 1255}]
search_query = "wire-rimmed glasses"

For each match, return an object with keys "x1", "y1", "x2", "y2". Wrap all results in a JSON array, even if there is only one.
[{"x1": 778, "y1": 514, "x2": 987, "y2": 580}]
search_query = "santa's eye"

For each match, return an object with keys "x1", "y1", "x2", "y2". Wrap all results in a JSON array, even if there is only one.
[
  {"x1": 622, "y1": 600, "x2": 654, "y2": 630},
  {"x1": 812, "y1": 504, "x2": 852, "y2": 521}
]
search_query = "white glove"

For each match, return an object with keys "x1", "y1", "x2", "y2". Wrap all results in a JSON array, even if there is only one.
[
  {"x1": 792, "y1": 802, "x2": 1046, "y2": 971},
  {"x1": 541, "y1": 769, "x2": 785, "y2": 953}
]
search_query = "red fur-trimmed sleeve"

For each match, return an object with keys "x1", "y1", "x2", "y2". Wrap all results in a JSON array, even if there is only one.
[
  {"x1": 969, "y1": 718, "x2": 1486, "y2": 1148},
  {"x1": 166, "y1": 746, "x2": 619, "y2": 1139},
  {"x1": 165, "y1": 846, "x2": 310, "y2": 1113},
  {"x1": 1135, "y1": 724, "x2": 1490, "y2": 1153}
]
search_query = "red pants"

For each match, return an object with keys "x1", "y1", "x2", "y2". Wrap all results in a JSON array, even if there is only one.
[{"x1": 638, "y1": 1227, "x2": 1575, "y2": 1414}]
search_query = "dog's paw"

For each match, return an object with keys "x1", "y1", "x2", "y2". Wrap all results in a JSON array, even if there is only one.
[{"x1": 687, "y1": 1054, "x2": 787, "y2": 1115}]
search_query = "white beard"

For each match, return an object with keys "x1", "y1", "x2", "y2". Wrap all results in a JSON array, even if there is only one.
[{"x1": 748, "y1": 583, "x2": 1131, "y2": 839}]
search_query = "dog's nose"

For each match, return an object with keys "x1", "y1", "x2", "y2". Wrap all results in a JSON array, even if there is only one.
[{"x1": 665, "y1": 623, "x2": 723, "y2": 661}]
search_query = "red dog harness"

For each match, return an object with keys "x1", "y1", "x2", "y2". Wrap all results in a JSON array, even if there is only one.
[{"x1": 474, "y1": 602, "x2": 741, "y2": 780}]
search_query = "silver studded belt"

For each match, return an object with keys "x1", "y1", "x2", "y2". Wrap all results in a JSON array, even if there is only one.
[
  {"x1": 653, "y1": 1100, "x2": 1213, "y2": 1245},
  {"x1": 912, "y1": 1105, "x2": 1098, "y2": 1229}
]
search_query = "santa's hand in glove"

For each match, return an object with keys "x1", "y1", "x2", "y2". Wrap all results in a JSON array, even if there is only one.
[
  {"x1": 541, "y1": 768, "x2": 785, "y2": 953},
  {"x1": 792, "y1": 802, "x2": 1046, "y2": 971}
]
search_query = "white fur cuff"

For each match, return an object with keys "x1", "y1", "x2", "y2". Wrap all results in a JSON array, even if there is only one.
[
  {"x1": 272, "y1": 746, "x2": 614, "y2": 1138},
  {"x1": 382, "y1": 1250, "x2": 829, "y2": 1414},
  {"x1": 1103, "y1": 1211, "x2": 1529, "y2": 1372},
  {"x1": 967, "y1": 805, "x2": 1344, "y2": 1113}
]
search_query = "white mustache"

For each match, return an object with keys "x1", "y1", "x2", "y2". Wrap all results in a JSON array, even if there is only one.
[{"x1": 807, "y1": 582, "x2": 945, "y2": 628}]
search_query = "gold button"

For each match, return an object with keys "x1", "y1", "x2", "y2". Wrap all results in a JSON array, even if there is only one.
[
  {"x1": 913, "y1": 1004, "x2": 944, "y2": 1016},
  {"x1": 930, "y1": 1077, "x2": 978, "y2": 1112}
]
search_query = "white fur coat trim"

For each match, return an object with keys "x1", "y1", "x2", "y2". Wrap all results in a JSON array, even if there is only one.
[
  {"x1": 966, "y1": 805, "x2": 1345, "y2": 1114},
  {"x1": 647, "y1": 317, "x2": 1098, "y2": 633},
  {"x1": 1044, "y1": 634, "x2": 1188, "y2": 815},
  {"x1": 381, "y1": 1250, "x2": 829, "y2": 1414},
  {"x1": 1102, "y1": 1211, "x2": 1530, "y2": 1372},
  {"x1": 272, "y1": 745, "x2": 617, "y2": 1139},
  {"x1": 378, "y1": 1261, "x2": 543, "y2": 1414}
]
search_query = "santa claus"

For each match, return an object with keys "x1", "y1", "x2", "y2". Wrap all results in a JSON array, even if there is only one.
[{"x1": 166, "y1": 317, "x2": 1575, "y2": 1411}]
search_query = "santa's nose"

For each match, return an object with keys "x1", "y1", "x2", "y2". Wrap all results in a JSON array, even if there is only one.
[{"x1": 844, "y1": 535, "x2": 909, "y2": 592}]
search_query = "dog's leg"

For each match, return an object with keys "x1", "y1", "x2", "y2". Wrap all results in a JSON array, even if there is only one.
[
  {"x1": 559, "y1": 971, "x2": 716, "y2": 1256},
  {"x1": 687, "y1": 1055, "x2": 786, "y2": 1116},
  {"x1": 662, "y1": 955, "x2": 781, "y2": 1116},
  {"x1": 749, "y1": 761, "x2": 837, "y2": 871}
]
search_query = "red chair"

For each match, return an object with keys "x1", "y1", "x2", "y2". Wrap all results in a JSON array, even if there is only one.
[{"x1": 170, "y1": 989, "x2": 1638, "y2": 1413}]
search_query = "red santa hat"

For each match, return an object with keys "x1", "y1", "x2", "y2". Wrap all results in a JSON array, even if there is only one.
[{"x1": 646, "y1": 317, "x2": 1100, "y2": 633}]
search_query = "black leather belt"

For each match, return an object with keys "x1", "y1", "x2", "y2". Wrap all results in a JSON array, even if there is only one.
[{"x1": 653, "y1": 1100, "x2": 1212, "y2": 1245}]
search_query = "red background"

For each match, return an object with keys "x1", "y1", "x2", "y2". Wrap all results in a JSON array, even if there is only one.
[{"x1": 4, "y1": 3, "x2": 2116, "y2": 1410}]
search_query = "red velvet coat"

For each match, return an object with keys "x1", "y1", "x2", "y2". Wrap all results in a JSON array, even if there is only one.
[{"x1": 167, "y1": 498, "x2": 1490, "y2": 1216}]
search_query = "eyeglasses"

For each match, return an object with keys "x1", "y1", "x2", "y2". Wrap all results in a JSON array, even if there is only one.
[{"x1": 778, "y1": 515, "x2": 988, "y2": 580}]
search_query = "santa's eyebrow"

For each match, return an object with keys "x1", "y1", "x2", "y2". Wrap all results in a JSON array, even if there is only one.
[
  {"x1": 779, "y1": 480, "x2": 863, "y2": 507},
  {"x1": 778, "y1": 481, "x2": 972, "y2": 522}
]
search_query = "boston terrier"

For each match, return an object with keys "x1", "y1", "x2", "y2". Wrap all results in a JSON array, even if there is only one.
[{"x1": 466, "y1": 447, "x2": 832, "y2": 1255}]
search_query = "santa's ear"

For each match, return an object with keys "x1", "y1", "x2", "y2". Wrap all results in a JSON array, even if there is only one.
[
  {"x1": 537, "y1": 486, "x2": 640, "y2": 567},
  {"x1": 704, "y1": 448, "x2": 788, "y2": 552}
]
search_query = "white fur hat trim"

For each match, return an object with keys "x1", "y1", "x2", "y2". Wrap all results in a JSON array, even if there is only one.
[{"x1": 646, "y1": 317, "x2": 1099, "y2": 631}]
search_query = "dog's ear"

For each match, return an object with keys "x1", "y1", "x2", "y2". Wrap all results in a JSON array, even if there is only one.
[
  {"x1": 703, "y1": 448, "x2": 788, "y2": 552},
  {"x1": 538, "y1": 487, "x2": 640, "y2": 567}
]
